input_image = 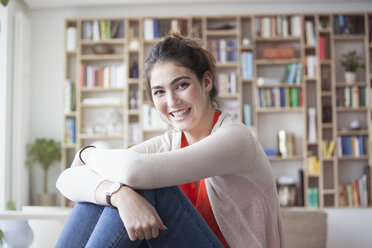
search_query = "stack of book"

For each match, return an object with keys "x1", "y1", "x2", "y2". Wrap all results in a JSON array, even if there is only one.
[
  {"x1": 80, "y1": 64, "x2": 126, "y2": 88},
  {"x1": 216, "y1": 72, "x2": 237, "y2": 95},
  {"x1": 257, "y1": 87, "x2": 302, "y2": 108},
  {"x1": 339, "y1": 174, "x2": 368, "y2": 207},
  {"x1": 336, "y1": 86, "x2": 366, "y2": 108},
  {"x1": 65, "y1": 118, "x2": 76, "y2": 144},
  {"x1": 255, "y1": 15, "x2": 301, "y2": 38},
  {"x1": 307, "y1": 187, "x2": 319, "y2": 207},
  {"x1": 241, "y1": 51, "x2": 253, "y2": 79},
  {"x1": 337, "y1": 135, "x2": 369, "y2": 157},
  {"x1": 82, "y1": 20, "x2": 124, "y2": 40},
  {"x1": 208, "y1": 39, "x2": 238, "y2": 63}
]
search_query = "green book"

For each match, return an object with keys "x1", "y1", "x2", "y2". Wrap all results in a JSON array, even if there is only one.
[
  {"x1": 290, "y1": 88, "x2": 299, "y2": 107},
  {"x1": 111, "y1": 21, "x2": 120, "y2": 38},
  {"x1": 106, "y1": 20, "x2": 111, "y2": 39},
  {"x1": 285, "y1": 88, "x2": 290, "y2": 107}
]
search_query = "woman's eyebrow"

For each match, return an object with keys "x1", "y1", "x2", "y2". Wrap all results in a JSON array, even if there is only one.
[{"x1": 151, "y1": 76, "x2": 191, "y2": 90}]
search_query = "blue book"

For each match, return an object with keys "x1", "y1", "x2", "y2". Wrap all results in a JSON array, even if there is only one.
[
  {"x1": 280, "y1": 88, "x2": 286, "y2": 107},
  {"x1": 287, "y1": 63, "x2": 297, "y2": 84},
  {"x1": 243, "y1": 104, "x2": 252, "y2": 126},
  {"x1": 153, "y1": 19, "x2": 159, "y2": 38},
  {"x1": 247, "y1": 51, "x2": 253, "y2": 79}
]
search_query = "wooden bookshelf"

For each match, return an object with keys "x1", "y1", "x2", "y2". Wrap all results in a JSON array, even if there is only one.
[{"x1": 62, "y1": 13, "x2": 372, "y2": 208}]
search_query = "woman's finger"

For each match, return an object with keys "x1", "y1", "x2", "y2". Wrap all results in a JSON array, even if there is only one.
[
  {"x1": 143, "y1": 228, "x2": 152, "y2": 240},
  {"x1": 151, "y1": 225, "x2": 159, "y2": 239},
  {"x1": 127, "y1": 229, "x2": 138, "y2": 241},
  {"x1": 135, "y1": 230, "x2": 145, "y2": 240}
]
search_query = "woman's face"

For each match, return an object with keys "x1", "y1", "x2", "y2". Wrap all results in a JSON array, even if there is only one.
[{"x1": 149, "y1": 62, "x2": 213, "y2": 133}]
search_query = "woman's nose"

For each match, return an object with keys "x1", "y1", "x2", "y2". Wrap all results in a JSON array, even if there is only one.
[{"x1": 167, "y1": 92, "x2": 181, "y2": 107}]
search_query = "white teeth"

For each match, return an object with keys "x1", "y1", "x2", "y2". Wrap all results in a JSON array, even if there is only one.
[{"x1": 172, "y1": 108, "x2": 189, "y2": 117}]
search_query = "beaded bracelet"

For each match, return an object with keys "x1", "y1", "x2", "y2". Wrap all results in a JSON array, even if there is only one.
[{"x1": 79, "y1": 145, "x2": 96, "y2": 165}]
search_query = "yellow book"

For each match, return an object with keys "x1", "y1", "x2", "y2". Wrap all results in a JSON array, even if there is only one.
[
  {"x1": 327, "y1": 140, "x2": 336, "y2": 157},
  {"x1": 100, "y1": 20, "x2": 106, "y2": 39}
]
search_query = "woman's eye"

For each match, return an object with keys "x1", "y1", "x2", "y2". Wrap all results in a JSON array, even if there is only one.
[
  {"x1": 153, "y1": 90, "x2": 164, "y2": 96},
  {"x1": 177, "y1": 82, "x2": 189, "y2": 89}
]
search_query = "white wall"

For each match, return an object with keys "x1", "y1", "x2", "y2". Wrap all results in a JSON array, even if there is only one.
[
  {"x1": 0, "y1": 2, "x2": 9, "y2": 212},
  {"x1": 0, "y1": 0, "x2": 30, "y2": 211}
]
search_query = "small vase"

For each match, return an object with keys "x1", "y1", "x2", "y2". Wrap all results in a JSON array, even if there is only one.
[
  {"x1": 0, "y1": 220, "x2": 34, "y2": 248},
  {"x1": 344, "y1": 71, "x2": 356, "y2": 84},
  {"x1": 308, "y1": 108, "x2": 317, "y2": 143},
  {"x1": 37, "y1": 193, "x2": 56, "y2": 206}
]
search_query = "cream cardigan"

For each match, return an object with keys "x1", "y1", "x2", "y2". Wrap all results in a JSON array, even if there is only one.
[{"x1": 57, "y1": 111, "x2": 284, "y2": 248}]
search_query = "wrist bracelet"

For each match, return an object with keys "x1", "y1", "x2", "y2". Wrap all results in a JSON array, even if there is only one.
[{"x1": 79, "y1": 145, "x2": 96, "y2": 164}]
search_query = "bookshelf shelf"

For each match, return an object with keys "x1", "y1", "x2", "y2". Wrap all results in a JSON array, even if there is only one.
[
  {"x1": 256, "y1": 107, "x2": 303, "y2": 113},
  {"x1": 335, "y1": 82, "x2": 367, "y2": 87},
  {"x1": 322, "y1": 123, "x2": 333, "y2": 129},
  {"x1": 80, "y1": 104, "x2": 124, "y2": 108},
  {"x1": 319, "y1": 59, "x2": 332, "y2": 65},
  {"x1": 79, "y1": 134, "x2": 124, "y2": 139},
  {"x1": 64, "y1": 112, "x2": 77, "y2": 117},
  {"x1": 80, "y1": 54, "x2": 124, "y2": 61},
  {"x1": 62, "y1": 13, "x2": 372, "y2": 209},
  {"x1": 257, "y1": 83, "x2": 302, "y2": 88},
  {"x1": 216, "y1": 62, "x2": 239, "y2": 68},
  {"x1": 80, "y1": 39, "x2": 125, "y2": 45},
  {"x1": 268, "y1": 156, "x2": 304, "y2": 161},
  {"x1": 255, "y1": 37, "x2": 301, "y2": 42},
  {"x1": 241, "y1": 45, "x2": 254, "y2": 50},
  {"x1": 255, "y1": 58, "x2": 301, "y2": 65},
  {"x1": 62, "y1": 144, "x2": 77, "y2": 149},
  {"x1": 81, "y1": 87, "x2": 125, "y2": 92},
  {"x1": 338, "y1": 156, "x2": 369, "y2": 161},
  {"x1": 333, "y1": 34, "x2": 365, "y2": 40},
  {"x1": 206, "y1": 29, "x2": 238, "y2": 36},
  {"x1": 337, "y1": 130, "x2": 369, "y2": 136},
  {"x1": 336, "y1": 107, "x2": 368, "y2": 112},
  {"x1": 323, "y1": 189, "x2": 336, "y2": 194}
]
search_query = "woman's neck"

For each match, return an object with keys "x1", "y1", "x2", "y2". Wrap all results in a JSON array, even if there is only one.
[{"x1": 184, "y1": 105, "x2": 216, "y2": 145}]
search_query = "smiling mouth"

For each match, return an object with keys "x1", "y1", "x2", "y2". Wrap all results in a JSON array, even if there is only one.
[{"x1": 170, "y1": 108, "x2": 191, "y2": 118}]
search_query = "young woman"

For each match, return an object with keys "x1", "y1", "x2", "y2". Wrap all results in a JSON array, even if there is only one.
[{"x1": 56, "y1": 32, "x2": 284, "y2": 248}]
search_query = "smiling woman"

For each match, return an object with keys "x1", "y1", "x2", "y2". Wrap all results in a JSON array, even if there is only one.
[{"x1": 55, "y1": 32, "x2": 284, "y2": 248}]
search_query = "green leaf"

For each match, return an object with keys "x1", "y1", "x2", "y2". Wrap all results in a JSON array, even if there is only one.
[
  {"x1": 6, "y1": 200, "x2": 16, "y2": 210},
  {"x1": 1, "y1": 0, "x2": 9, "y2": 7},
  {"x1": 0, "y1": 229, "x2": 3, "y2": 245}
]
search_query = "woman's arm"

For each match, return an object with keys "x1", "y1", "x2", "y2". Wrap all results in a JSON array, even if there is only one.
[
  {"x1": 56, "y1": 133, "x2": 171, "y2": 203},
  {"x1": 86, "y1": 124, "x2": 256, "y2": 189}
]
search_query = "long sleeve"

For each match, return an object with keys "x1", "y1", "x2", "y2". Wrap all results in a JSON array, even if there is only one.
[
  {"x1": 55, "y1": 132, "x2": 171, "y2": 203},
  {"x1": 86, "y1": 122, "x2": 257, "y2": 189},
  {"x1": 56, "y1": 166, "x2": 105, "y2": 203}
]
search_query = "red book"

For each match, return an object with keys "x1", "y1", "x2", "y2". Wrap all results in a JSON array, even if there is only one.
[{"x1": 318, "y1": 36, "x2": 326, "y2": 60}]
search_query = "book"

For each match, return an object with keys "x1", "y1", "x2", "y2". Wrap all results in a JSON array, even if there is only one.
[
  {"x1": 306, "y1": 56, "x2": 316, "y2": 77},
  {"x1": 82, "y1": 21, "x2": 92, "y2": 40},
  {"x1": 287, "y1": 63, "x2": 297, "y2": 84},
  {"x1": 318, "y1": 36, "x2": 326, "y2": 60},
  {"x1": 65, "y1": 117, "x2": 76, "y2": 144},
  {"x1": 66, "y1": 27, "x2": 77, "y2": 51},
  {"x1": 305, "y1": 21, "x2": 316, "y2": 45},
  {"x1": 243, "y1": 104, "x2": 252, "y2": 126}
]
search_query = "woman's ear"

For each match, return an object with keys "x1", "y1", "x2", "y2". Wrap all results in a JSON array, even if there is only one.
[{"x1": 202, "y1": 71, "x2": 213, "y2": 93}]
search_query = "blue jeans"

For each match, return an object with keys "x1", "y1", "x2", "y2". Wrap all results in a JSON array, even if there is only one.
[{"x1": 55, "y1": 186, "x2": 224, "y2": 248}]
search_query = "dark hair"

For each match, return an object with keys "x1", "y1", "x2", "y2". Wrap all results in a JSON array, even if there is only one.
[{"x1": 144, "y1": 32, "x2": 220, "y2": 108}]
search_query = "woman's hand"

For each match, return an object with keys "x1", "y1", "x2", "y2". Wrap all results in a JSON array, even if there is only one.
[{"x1": 111, "y1": 186, "x2": 167, "y2": 241}]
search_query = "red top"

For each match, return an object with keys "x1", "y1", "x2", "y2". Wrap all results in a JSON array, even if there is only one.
[{"x1": 178, "y1": 111, "x2": 229, "y2": 248}]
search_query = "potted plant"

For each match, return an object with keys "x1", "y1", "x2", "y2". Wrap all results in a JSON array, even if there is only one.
[
  {"x1": 340, "y1": 50, "x2": 364, "y2": 84},
  {"x1": 26, "y1": 138, "x2": 61, "y2": 206},
  {"x1": 0, "y1": 0, "x2": 9, "y2": 7}
]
